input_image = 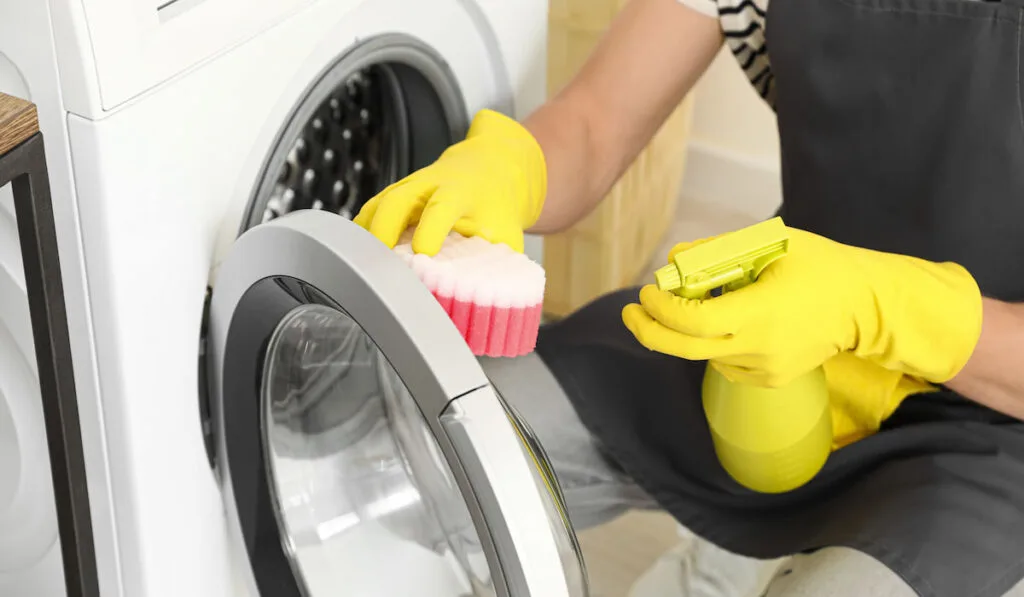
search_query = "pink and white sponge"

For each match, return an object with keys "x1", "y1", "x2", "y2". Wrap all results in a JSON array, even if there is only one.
[{"x1": 393, "y1": 231, "x2": 546, "y2": 358}]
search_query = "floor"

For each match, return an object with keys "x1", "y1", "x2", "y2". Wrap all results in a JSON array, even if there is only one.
[
  {"x1": 573, "y1": 197, "x2": 762, "y2": 597},
  {"x1": 577, "y1": 511, "x2": 682, "y2": 597}
]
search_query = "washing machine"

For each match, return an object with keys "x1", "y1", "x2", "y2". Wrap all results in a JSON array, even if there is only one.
[{"x1": 0, "y1": 0, "x2": 587, "y2": 596}]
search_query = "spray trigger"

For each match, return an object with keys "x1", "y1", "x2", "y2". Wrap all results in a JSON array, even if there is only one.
[{"x1": 654, "y1": 217, "x2": 790, "y2": 299}]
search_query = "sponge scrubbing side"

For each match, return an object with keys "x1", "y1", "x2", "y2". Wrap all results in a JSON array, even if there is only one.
[{"x1": 393, "y1": 231, "x2": 546, "y2": 357}]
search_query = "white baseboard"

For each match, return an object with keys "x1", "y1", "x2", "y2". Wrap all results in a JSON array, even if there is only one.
[{"x1": 679, "y1": 141, "x2": 783, "y2": 221}]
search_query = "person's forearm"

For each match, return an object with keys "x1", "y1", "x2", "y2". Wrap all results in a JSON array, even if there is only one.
[
  {"x1": 525, "y1": 0, "x2": 722, "y2": 234},
  {"x1": 522, "y1": 92, "x2": 610, "y2": 234},
  {"x1": 946, "y1": 298, "x2": 1024, "y2": 419}
]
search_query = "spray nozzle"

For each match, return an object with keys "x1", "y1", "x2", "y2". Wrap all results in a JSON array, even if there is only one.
[{"x1": 654, "y1": 216, "x2": 790, "y2": 299}]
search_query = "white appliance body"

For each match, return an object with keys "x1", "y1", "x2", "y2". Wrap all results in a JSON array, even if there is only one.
[{"x1": 0, "y1": 1, "x2": 565, "y2": 596}]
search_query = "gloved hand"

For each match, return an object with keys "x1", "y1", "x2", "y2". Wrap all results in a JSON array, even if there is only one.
[
  {"x1": 354, "y1": 109, "x2": 547, "y2": 255},
  {"x1": 621, "y1": 226, "x2": 983, "y2": 388},
  {"x1": 823, "y1": 352, "x2": 936, "y2": 449}
]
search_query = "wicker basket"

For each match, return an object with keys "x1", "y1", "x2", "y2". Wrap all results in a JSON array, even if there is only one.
[{"x1": 543, "y1": 0, "x2": 697, "y2": 317}]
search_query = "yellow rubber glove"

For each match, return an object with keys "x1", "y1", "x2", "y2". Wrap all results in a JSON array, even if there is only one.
[
  {"x1": 822, "y1": 352, "x2": 937, "y2": 449},
  {"x1": 353, "y1": 109, "x2": 546, "y2": 255},
  {"x1": 622, "y1": 226, "x2": 983, "y2": 389}
]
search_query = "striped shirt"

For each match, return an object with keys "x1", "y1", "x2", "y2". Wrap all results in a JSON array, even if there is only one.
[{"x1": 680, "y1": 0, "x2": 775, "y2": 105}]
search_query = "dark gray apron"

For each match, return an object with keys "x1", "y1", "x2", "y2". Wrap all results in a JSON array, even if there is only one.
[{"x1": 535, "y1": 0, "x2": 1024, "y2": 595}]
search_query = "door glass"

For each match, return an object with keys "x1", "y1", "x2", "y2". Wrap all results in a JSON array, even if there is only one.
[
  {"x1": 503, "y1": 407, "x2": 589, "y2": 597},
  {"x1": 261, "y1": 303, "x2": 495, "y2": 597}
]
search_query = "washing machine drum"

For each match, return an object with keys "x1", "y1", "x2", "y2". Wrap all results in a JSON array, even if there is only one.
[{"x1": 207, "y1": 211, "x2": 588, "y2": 597}]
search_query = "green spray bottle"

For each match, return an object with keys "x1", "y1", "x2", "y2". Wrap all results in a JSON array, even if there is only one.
[{"x1": 653, "y1": 217, "x2": 832, "y2": 493}]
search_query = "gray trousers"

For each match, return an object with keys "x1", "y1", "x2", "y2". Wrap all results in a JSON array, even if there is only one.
[{"x1": 480, "y1": 354, "x2": 1024, "y2": 597}]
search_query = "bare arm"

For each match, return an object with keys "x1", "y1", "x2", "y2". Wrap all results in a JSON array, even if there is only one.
[
  {"x1": 525, "y1": 0, "x2": 723, "y2": 234},
  {"x1": 946, "y1": 298, "x2": 1024, "y2": 419}
]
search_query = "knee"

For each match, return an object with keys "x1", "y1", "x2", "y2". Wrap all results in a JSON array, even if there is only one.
[{"x1": 761, "y1": 547, "x2": 913, "y2": 597}]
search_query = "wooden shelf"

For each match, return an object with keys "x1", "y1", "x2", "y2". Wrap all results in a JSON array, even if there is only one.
[
  {"x1": 0, "y1": 93, "x2": 101, "y2": 597},
  {"x1": 0, "y1": 92, "x2": 39, "y2": 157}
]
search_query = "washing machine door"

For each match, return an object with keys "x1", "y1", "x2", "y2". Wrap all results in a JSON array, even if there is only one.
[{"x1": 207, "y1": 210, "x2": 587, "y2": 597}]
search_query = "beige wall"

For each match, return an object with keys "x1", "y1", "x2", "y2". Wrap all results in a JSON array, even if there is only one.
[
  {"x1": 691, "y1": 48, "x2": 779, "y2": 163},
  {"x1": 680, "y1": 47, "x2": 783, "y2": 220}
]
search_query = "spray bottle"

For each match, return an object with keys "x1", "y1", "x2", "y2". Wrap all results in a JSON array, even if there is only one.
[{"x1": 653, "y1": 217, "x2": 832, "y2": 493}]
